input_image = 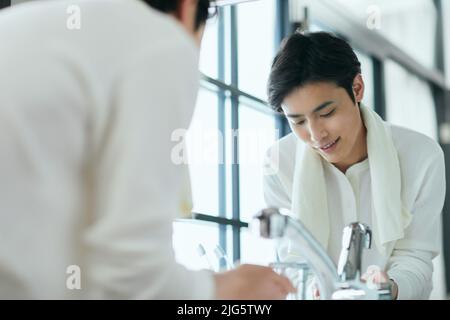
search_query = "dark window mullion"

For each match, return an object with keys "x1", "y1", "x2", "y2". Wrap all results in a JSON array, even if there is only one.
[
  {"x1": 373, "y1": 58, "x2": 386, "y2": 120},
  {"x1": 192, "y1": 213, "x2": 248, "y2": 229},
  {"x1": 217, "y1": 7, "x2": 227, "y2": 268},
  {"x1": 230, "y1": 5, "x2": 241, "y2": 263},
  {"x1": 433, "y1": 0, "x2": 445, "y2": 74},
  {"x1": 275, "y1": 0, "x2": 291, "y2": 139}
]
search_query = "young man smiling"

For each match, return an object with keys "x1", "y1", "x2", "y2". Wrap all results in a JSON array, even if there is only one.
[{"x1": 263, "y1": 32, "x2": 446, "y2": 299}]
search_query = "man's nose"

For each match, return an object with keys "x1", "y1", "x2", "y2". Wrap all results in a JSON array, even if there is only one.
[{"x1": 309, "y1": 121, "x2": 327, "y2": 144}]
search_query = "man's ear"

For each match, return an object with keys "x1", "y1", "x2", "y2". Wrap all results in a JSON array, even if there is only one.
[
  {"x1": 175, "y1": 0, "x2": 198, "y2": 33},
  {"x1": 352, "y1": 74, "x2": 365, "y2": 104}
]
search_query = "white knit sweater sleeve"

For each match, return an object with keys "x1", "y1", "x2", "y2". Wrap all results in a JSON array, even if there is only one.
[{"x1": 387, "y1": 150, "x2": 446, "y2": 300}]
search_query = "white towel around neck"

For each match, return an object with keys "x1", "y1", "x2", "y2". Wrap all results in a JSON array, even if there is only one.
[{"x1": 291, "y1": 104, "x2": 412, "y2": 255}]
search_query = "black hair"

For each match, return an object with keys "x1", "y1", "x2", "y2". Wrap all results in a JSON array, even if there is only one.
[
  {"x1": 267, "y1": 32, "x2": 361, "y2": 112},
  {"x1": 144, "y1": 0, "x2": 216, "y2": 30}
]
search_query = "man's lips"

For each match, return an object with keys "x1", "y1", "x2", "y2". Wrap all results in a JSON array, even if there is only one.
[{"x1": 313, "y1": 137, "x2": 340, "y2": 150}]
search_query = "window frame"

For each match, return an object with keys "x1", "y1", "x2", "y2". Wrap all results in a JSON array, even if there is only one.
[{"x1": 180, "y1": 1, "x2": 287, "y2": 267}]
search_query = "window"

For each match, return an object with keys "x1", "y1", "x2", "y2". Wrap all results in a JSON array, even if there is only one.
[
  {"x1": 186, "y1": 89, "x2": 220, "y2": 216},
  {"x1": 238, "y1": 102, "x2": 277, "y2": 223},
  {"x1": 199, "y1": 16, "x2": 219, "y2": 79},
  {"x1": 237, "y1": 0, "x2": 276, "y2": 100},
  {"x1": 174, "y1": 1, "x2": 283, "y2": 270}
]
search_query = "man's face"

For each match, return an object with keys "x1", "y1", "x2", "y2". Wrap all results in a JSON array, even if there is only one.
[{"x1": 282, "y1": 80, "x2": 366, "y2": 169}]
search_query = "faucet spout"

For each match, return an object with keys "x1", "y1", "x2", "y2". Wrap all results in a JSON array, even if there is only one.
[
  {"x1": 252, "y1": 208, "x2": 339, "y2": 299},
  {"x1": 252, "y1": 208, "x2": 392, "y2": 300}
]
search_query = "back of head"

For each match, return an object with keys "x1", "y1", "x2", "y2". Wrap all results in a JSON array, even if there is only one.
[
  {"x1": 267, "y1": 32, "x2": 361, "y2": 112},
  {"x1": 143, "y1": 0, "x2": 213, "y2": 30}
]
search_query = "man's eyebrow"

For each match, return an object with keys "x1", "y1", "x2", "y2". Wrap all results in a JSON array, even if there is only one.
[{"x1": 285, "y1": 101, "x2": 335, "y2": 118}]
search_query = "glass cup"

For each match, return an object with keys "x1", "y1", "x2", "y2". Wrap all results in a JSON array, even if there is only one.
[{"x1": 270, "y1": 262, "x2": 311, "y2": 300}]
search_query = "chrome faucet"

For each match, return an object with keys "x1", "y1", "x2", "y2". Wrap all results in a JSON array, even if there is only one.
[
  {"x1": 252, "y1": 208, "x2": 392, "y2": 300},
  {"x1": 252, "y1": 207, "x2": 339, "y2": 299},
  {"x1": 337, "y1": 223, "x2": 372, "y2": 282}
]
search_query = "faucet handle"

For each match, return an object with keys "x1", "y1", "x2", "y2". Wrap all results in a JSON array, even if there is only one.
[{"x1": 252, "y1": 208, "x2": 288, "y2": 239}]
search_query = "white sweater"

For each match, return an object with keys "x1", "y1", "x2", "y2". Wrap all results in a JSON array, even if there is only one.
[
  {"x1": 263, "y1": 126, "x2": 445, "y2": 299},
  {"x1": 0, "y1": 0, "x2": 214, "y2": 299}
]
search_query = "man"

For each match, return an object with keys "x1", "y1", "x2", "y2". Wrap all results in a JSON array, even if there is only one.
[
  {"x1": 0, "y1": 0, "x2": 294, "y2": 299},
  {"x1": 264, "y1": 32, "x2": 445, "y2": 299}
]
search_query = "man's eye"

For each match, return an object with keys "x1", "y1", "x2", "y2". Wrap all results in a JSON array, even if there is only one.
[
  {"x1": 294, "y1": 119, "x2": 306, "y2": 126},
  {"x1": 321, "y1": 109, "x2": 336, "y2": 117}
]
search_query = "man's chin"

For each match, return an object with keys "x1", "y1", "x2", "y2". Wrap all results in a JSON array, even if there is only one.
[
  {"x1": 320, "y1": 153, "x2": 340, "y2": 164},
  {"x1": 314, "y1": 151, "x2": 334, "y2": 162}
]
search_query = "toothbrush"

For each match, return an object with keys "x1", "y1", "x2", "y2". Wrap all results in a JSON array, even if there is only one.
[
  {"x1": 197, "y1": 243, "x2": 216, "y2": 271},
  {"x1": 214, "y1": 245, "x2": 234, "y2": 270}
]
